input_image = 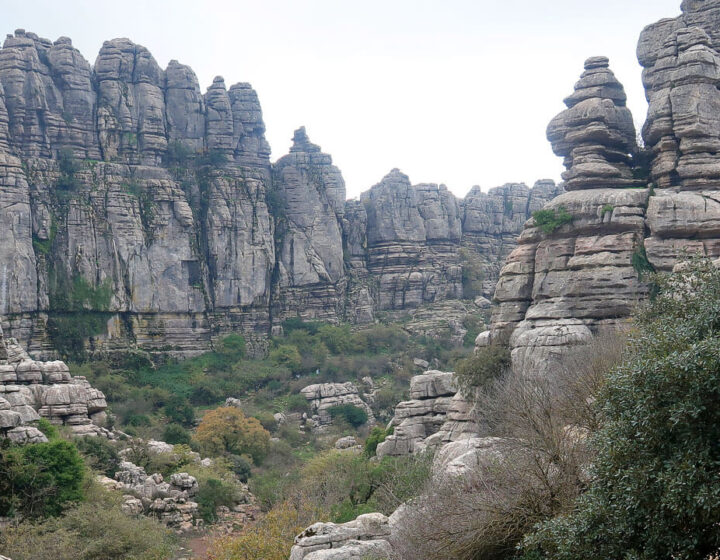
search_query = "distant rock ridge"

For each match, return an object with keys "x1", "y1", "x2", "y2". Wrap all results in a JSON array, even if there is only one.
[{"x1": 0, "y1": 29, "x2": 562, "y2": 359}]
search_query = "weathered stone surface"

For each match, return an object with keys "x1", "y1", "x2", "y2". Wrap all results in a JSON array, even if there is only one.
[
  {"x1": 290, "y1": 513, "x2": 392, "y2": 560},
  {"x1": 547, "y1": 57, "x2": 638, "y2": 191},
  {"x1": 0, "y1": 328, "x2": 109, "y2": 439},
  {"x1": 377, "y1": 370, "x2": 475, "y2": 458},
  {"x1": 272, "y1": 128, "x2": 347, "y2": 323},
  {"x1": 461, "y1": 180, "x2": 564, "y2": 297}
]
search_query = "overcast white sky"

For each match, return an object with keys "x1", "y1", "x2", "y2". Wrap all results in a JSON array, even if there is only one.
[{"x1": 2, "y1": 0, "x2": 681, "y2": 198}]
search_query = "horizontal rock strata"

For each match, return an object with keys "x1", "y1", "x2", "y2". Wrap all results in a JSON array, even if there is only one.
[
  {"x1": 0, "y1": 324, "x2": 109, "y2": 442},
  {"x1": 0, "y1": 30, "x2": 562, "y2": 359}
]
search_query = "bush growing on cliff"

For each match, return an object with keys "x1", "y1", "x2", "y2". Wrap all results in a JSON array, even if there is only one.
[
  {"x1": 454, "y1": 343, "x2": 511, "y2": 396},
  {"x1": 522, "y1": 259, "x2": 720, "y2": 560},
  {"x1": 327, "y1": 404, "x2": 368, "y2": 427},
  {"x1": 532, "y1": 206, "x2": 573, "y2": 234}
]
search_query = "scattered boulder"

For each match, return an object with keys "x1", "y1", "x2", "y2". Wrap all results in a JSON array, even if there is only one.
[{"x1": 334, "y1": 436, "x2": 358, "y2": 450}]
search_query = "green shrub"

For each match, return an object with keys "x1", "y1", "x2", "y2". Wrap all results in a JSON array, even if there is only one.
[
  {"x1": 0, "y1": 484, "x2": 175, "y2": 560},
  {"x1": 328, "y1": 404, "x2": 368, "y2": 428},
  {"x1": 364, "y1": 425, "x2": 393, "y2": 457},
  {"x1": 197, "y1": 478, "x2": 238, "y2": 522},
  {"x1": 162, "y1": 423, "x2": 191, "y2": 446},
  {"x1": 163, "y1": 395, "x2": 195, "y2": 427},
  {"x1": 226, "y1": 454, "x2": 252, "y2": 483},
  {"x1": 631, "y1": 243, "x2": 655, "y2": 279},
  {"x1": 455, "y1": 344, "x2": 511, "y2": 396},
  {"x1": 218, "y1": 333, "x2": 247, "y2": 357},
  {"x1": 523, "y1": 259, "x2": 720, "y2": 559},
  {"x1": 269, "y1": 345, "x2": 303, "y2": 374},
  {"x1": 75, "y1": 437, "x2": 120, "y2": 478},
  {"x1": 285, "y1": 393, "x2": 310, "y2": 413},
  {"x1": 0, "y1": 439, "x2": 85, "y2": 519},
  {"x1": 532, "y1": 206, "x2": 573, "y2": 234}
]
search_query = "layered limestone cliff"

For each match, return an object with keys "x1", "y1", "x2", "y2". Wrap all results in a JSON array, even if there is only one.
[{"x1": 0, "y1": 29, "x2": 561, "y2": 360}]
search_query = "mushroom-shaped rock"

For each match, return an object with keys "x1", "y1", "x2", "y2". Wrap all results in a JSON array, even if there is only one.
[{"x1": 547, "y1": 57, "x2": 639, "y2": 190}]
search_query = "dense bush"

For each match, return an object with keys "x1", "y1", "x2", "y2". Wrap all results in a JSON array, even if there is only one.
[
  {"x1": 327, "y1": 404, "x2": 368, "y2": 427},
  {"x1": 523, "y1": 259, "x2": 720, "y2": 560},
  {"x1": 0, "y1": 439, "x2": 85, "y2": 518},
  {"x1": 194, "y1": 407, "x2": 271, "y2": 463},
  {"x1": 197, "y1": 478, "x2": 238, "y2": 522},
  {"x1": 75, "y1": 436, "x2": 120, "y2": 478},
  {"x1": 364, "y1": 425, "x2": 393, "y2": 457},
  {"x1": 162, "y1": 423, "x2": 192, "y2": 445},
  {"x1": 455, "y1": 343, "x2": 511, "y2": 396},
  {"x1": 0, "y1": 483, "x2": 175, "y2": 560}
]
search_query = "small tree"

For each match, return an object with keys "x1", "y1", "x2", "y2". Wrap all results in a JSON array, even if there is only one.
[{"x1": 194, "y1": 407, "x2": 270, "y2": 463}]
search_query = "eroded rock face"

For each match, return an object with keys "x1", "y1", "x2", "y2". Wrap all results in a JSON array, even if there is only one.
[
  {"x1": 483, "y1": 58, "x2": 650, "y2": 376},
  {"x1": 547, "y1": 56, "x2": 638, "y2": 191},
  {"x1": 272, "y1": 128, "x2": 347, "y2": 323},
  {"x1": 377, "y1": 370, "x2": 479, "y2": 458},
  {"x1": 0, "y1": 325, "x2": 109, "y2": 442},
  {"x1": 487, "y1": 4, "x2": 720, "y2": 377},
  {"x1": 0, "y1": 30, "x2": 564, "y2": 358}
]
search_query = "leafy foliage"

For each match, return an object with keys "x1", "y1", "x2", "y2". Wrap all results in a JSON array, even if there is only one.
[
  {"x1": 0, "y1": 439, "x2": 85, "y2": 518},
  {"x1": 455, "y1": 343, "x2": 511, "y2": 396},
  {"x1": 523, "y1": 259, "x2": 720, "y2": 560},
  {"x1": 327, "y1": 404, "x2": 369, "y2": 427},
  {"x1": 532, "y1": 206, "x2": 573, "y2": 234},
  {"x1": 194, "y1": 407, "x2": 271, "y2": 463}
]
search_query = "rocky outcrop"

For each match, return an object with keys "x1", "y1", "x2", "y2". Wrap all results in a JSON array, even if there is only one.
[
  {"x1": 377, "y1": 370, "x2": 479, "y2": 458},
  {"x1": 112, "y1": 461, "x2": 201, "y2": 531},
  {"x1": 461, "y1": 180, "x2": 564, "y2": 297},
  {"x1": 0, "y1": 324, "x2": 109, "y2": 442},
  {"x1": 300, "y1": 382, "x2": 375, "y2": 430},
  {"x1": 547, "y1": 57, "x2": 639, "y2": 190},
  {"x1": 485, "y1": 57, "x2": 649, "y2": 376},
  {"x1": 0, "y1": 30, "x2": 563, "y2": 359},
  {"x1": 290, "y1": 513, "x2": 393, "y2": 560}
]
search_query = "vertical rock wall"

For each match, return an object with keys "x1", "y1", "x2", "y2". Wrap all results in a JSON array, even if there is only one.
[{"x1": 0, "y1": 29, "x2": 563, "y2": 358}]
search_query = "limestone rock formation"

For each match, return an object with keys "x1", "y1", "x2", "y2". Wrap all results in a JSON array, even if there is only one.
[
  {"x1": 461, "y1": 180, "x2": 564, "y2": 297},
  {"x1": 300, "y1": 382, "x2": 375, "y2": 430},
  {"x1": 0, "y1": 29, "x2": 563, "y2": 358},
  {"x1": 360, "y1": 169, "x2": 463, "y2": 310},
  {"x1": 486, "y1": 58, "x2": 649, "y2": 376},
  {"x1": 0, "y1": 324, "x2": 109, "y2": 442},
  {"x1": 290, "y1": 513, "x2": 393, "y2": 560},
  {"x1": 377, "y1": 370, "x2": 479, "y2": 458},
  {"x1": 547, "y1": 57, "x2": 639, "y2": 190},
  {"x1": 272, "y1": 128, "x2": 347, "y2": 323}
]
